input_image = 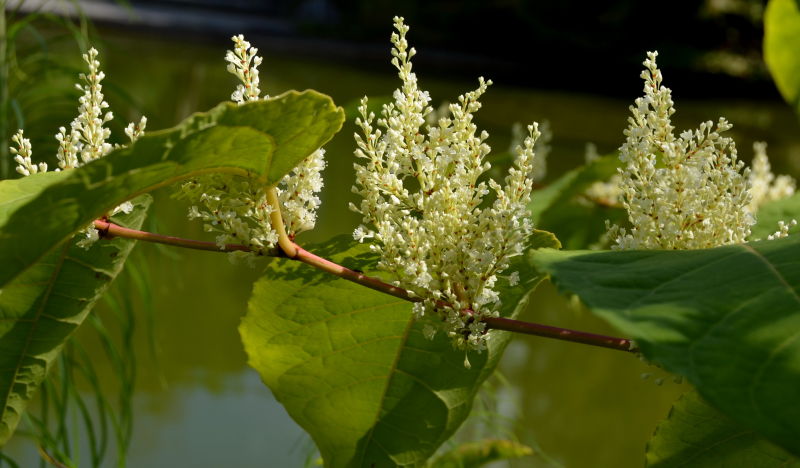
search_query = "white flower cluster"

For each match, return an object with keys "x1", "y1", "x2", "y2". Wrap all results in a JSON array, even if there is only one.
[
  {"x1": 226, "y1": 34, "x2": 262, "y2": 104},
  {"x1": 511, "y1": 120, "x2": 550, "y2": 183},
  {"x1": 608, "y1": 51, "x2": 753, "y2": 250},
  {"x1": 352, "y1": 17, "x2": 540, "y2": 353},
  {"x1": 748, "y1": 141, "x2": 795, "y2": 213},
  {"x1": 177, "y1": 35, "x2": 326, "y2": 262},
  {"x1": 768, "y1": 219, "x2": 797, "y2": 240},
  {"x1": 10, "y1": 130, "x2": 45, "y2": 176},
  {"x1": 8, "y1": 47, "x2": 146, "y2": 247}
]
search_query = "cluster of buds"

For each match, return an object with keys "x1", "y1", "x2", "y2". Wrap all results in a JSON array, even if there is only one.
[
  {"x1": 608, "y1": 52, "x2": 754, "y2": 250},
  {"x1": 8, "y1": 47, "x2": 146, "y2": 247},
  {"x1": 351, "y1": 17, "x2": 540, "y2": 353},
  {"x1": 177, "y1": 35, "x2": 326, "y2": 263}
]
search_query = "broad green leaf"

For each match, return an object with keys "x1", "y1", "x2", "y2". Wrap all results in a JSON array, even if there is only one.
[
  {"x1": 531, "y1": 238, "x2": 800, "y2": 455},
  {"x1": 241, "y1": 232, "x2": 559, "y2": 468},
  {"x1": 427, "y1": 439, "x2": 534, "y2": 468},
  {"x1": 765, "y1": 0, "x2": 800, "y2": 113},
  {"x1": 0, "y1": 196, "x2": 150, "y2": 446},
  {"x1": 529, "y1": 155, "x2": 625, "y2": 249},
  {"x1": 647, "y1": 391, "x2": 799, "y2": 467},
  {"x1": 0, "y1": 90, "x2": 344, "y2": 289},
  {"x1": 750, "y1": 193, "x2": 800, "y2": 240}
]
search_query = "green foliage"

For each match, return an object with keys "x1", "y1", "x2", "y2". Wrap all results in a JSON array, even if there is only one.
[
  {"x1": 646, "y1": 391, "x2": 798, "y2": 467},
  {"x1": 750, "y1": 193, "x2": 800, "y2": 240},
  {"x1": 530, "y1": 237, "x2": 800, "y2": 455},
  {"x1": 529, "y1": 154, "x2": 625, "y2": 249},
  {"x1": 427, "y1": 439, "x2": 534, "y2": 468},
  {"x1": 0, "y1": 195, "x2": 149, "y2": 447},
  {"x1": 240, "y1": 232, "x2": 559, "y2": 468},
  {"x1": 765, "y1": 0, "x2": 800, "y2": 114},
  {"x1": 0, "y1": 91, "x2": 345, "y2": 289}
]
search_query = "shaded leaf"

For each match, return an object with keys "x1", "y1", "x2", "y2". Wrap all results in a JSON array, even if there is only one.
[
  {"x1": 0, "y1": 90, "x2": 344, "y2": 288},
  {"x1": 531, "y1": 237, "x2": 800, "y2": 456},
  {"x1": 647, "y1": 391, "x2": 799, "y2": 467},
  {"x1": 427, "y1": 439, "x2": 534, "y2": 468},
  {"x1": 529, "y1": 154, "x2": 620, "y2": 224},
  {"x1": 529, "y1": 155, "x2": 624, "y2": 249},
  {"x1": 0, "y1": 196, "x2": 150, "y2": 446},
  {"x1": 241, "y1": 232, "x2": 559, "y2": 468},
  {"x1": 765, "y1": 0, "x2": 800, "y2": 113}
]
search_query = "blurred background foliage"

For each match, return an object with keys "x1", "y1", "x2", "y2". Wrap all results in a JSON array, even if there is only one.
[{"x1": 1, "y1": 0, "x2": 799, "y2": 467}]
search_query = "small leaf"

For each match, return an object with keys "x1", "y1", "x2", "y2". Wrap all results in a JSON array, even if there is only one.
[
  {"x1": 765, "y1": 0, "x2": 800, "y2": 113},
  {"x1": 531, "y1": 238, "x2": 800, "y2": 456},
  {"x1": 241, "y1": 232, "x2": 558, "y2": 468},
  {"x1": 428, "y1": 439, "x2": 534, "y2": 468},
  {"x1": 647, "y1": 391, "x2": 799, "y2": 467},
  {"x1": 0, "y1": 196, "x2": 150, "y2": 446},
  {"x1": 0, "y1": 90, "x2": 344, "y2": 289}
]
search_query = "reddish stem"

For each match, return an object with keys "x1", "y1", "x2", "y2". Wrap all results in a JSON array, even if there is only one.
[{"x1": 94, "y1": 219, "x2": 638, "y2": 353}]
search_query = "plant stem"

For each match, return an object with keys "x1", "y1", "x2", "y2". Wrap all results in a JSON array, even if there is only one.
[
  {"x1": 266, "y1": 186, "x2": 297, "y2": 258},
  {"x1": 94, "y1": 219, "x2": 638, "y2": 353},
  {"x1": 93, "y1": 219, "x2": 273, "y2": 255}
]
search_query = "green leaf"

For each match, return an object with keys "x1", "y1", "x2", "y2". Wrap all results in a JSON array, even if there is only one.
[
  {"x1": 765, "y1": 0, "x2": 800, "y2": 113},
  {"x1": 647, "y1": 391, "x2": 799, "y2": 467},
  {"x1": 0, "y1": 90, "x2": 344, "y2": 289},
  {"x1": 530, "y1": 238, "x2": 800, "y2": 455},
  {"x1": 427, "y1": 439, "x2": 534, "y2": 468},
  {"x1": 0, "y1": 196, "x2": 151, "y2": 447},
  {"x1": 529, "y1": 155, "x2": 625, "y2": 249},
  {"x1": 750, "y1": 193, "x2": 800, "y2": 240},
  {"x1": 241, "y1": 232, "x2": 559, "y2": 468},
  {"x1": 529, "y1": 154, "x2": 620, "y2": 224}
]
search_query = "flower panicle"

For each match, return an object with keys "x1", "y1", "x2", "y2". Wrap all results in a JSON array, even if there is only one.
[
  {"x1": 10, "y1": 130, "x2": 45, "y2": 176},
  {"x1": 352, "y1": 17, "x2": 541, "y2": 353},
  {"x1": 7, "y1": 47, "x2": 146, "y2": 248},
  {"x1": 178, "y1": 34, "x2": 326, "y2": 263},
  {"x1": 226, "y1": 34, "x2": 264, "y2": 104},
  {"x1": 609, "y1": 51, "x2": 753, "y2": 250}
]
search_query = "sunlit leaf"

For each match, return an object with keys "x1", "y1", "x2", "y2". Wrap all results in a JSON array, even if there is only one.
[
  {"x1": 0, "y1": 91, "x2": 344, "y2": 289},
  {"x1": 531, "y1": 238, "x2": 800, "y2": 456},
  {"x1": 765, "y1": 0, "x2": 800, "y2": 113},
  {"x1": 241, "y1": 232, "x2": 559, "y2": 468}
]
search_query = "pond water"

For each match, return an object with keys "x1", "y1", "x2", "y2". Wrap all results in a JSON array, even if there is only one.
[{"x1": 4, "y1": 28, "x2": 800, "y2": 467}]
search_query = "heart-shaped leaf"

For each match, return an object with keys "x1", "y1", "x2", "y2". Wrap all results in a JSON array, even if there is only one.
[{"x1": 241, "y1": 232, "x2": 559, "y2": 467}]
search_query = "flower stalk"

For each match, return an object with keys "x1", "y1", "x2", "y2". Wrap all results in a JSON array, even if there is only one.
[
  {"x1": 266, "y1": 186, "x2": 298, "y2": 258},
  {"x1": 92, "y1": 218, "x2": 637, "y2": 353}
]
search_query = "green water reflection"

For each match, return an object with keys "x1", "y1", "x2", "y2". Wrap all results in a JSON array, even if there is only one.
[{"x1": 6, "y1": 28, "x2": 800, "y2": 467}]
